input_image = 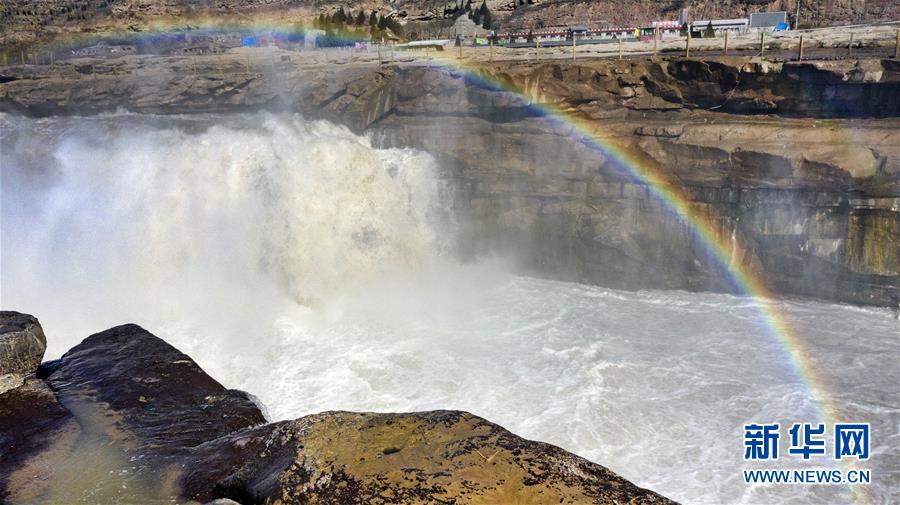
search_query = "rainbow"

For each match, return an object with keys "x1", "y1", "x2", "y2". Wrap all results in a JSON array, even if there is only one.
[
  {"x1": 429, "y1": 56, "x2": 872, "y2": 504},
  {"x1": 8, "y1": 21, "x2": 871, "y2": 503}
]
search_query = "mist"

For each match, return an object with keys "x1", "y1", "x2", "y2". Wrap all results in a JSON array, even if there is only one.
[
  {"x1": 1, "y1": 112, "x2": 459, "y2": 355},
  {"x1": 1, "y1": 111, "x2": 897, "y2": 504}
]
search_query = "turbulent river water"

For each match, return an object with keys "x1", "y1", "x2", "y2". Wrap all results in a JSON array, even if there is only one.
[{"x1": 1, "y1": 113, "x2": 897, "y2": 504}]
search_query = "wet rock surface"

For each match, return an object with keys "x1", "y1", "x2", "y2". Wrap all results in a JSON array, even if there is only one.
[
  {"x1": 44, "y1": 323, "x2": 267, "y2": 452},
  {"x1": 0, "y1": 315, "x2": 677, "y2": 504},
  {"x1": 0, "y1": 378, "x2": 80, "y2": 504},
  {"x1": 1, "y1": 55, "x2": 897, "y2": 306}
]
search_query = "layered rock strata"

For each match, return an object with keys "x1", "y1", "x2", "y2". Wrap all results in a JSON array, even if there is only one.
[{"x1": 1, "y1": 55, "x2": 897, "y2": 305}]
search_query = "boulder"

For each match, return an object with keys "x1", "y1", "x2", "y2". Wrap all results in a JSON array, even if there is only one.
[
  {"x1": 45, "y1": 323, "x2": 267, "y2": 453},
  {"x1": 181, "y1": 410, "x2": 676, "y2": 504},
  {"x1": 0, "y1": 311, "x2": 46, "y2": 394}
]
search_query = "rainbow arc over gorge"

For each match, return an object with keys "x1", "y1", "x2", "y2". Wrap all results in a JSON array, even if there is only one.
[
  {"x1": 429, "y1": 54, "x2": 873, "y2": 504},
  {"x1": 398, "y1": 54, "x2": 873, "y2": 504},
  {"x1": 23, "y1": 20, "x2": 872, "y2": 503}
]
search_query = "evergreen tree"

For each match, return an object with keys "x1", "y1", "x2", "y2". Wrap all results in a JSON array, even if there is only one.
[
  {"x1": 704, "y1": 21, "x2": 716, "y2": 38},
  {"x1": 356, "y1": 10, "x2": 366, "y2": 26},
  {"x1": 465, "y1": 0, "x2": 472, "y2": 12},
  {"x1": 472, "y1": 10, "x2": 481, "y2": 26},
  {"x1": 370, "y1": 11, "x2": 378, "y2": 26},
  {"x1": 331, "y1": 10, "x2": 344, "y2": 32},
  {"x1": 480, "y1": 1, "x2": 491, "y2": 29},
  {"x1": 372, "y1": 13, "x2": 402, "y2": 37}
]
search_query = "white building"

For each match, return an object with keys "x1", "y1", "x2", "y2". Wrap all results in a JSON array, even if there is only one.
[
  {"x1": 72, "y1": 42, "x2": 136, "y2": 57},
  {"x1": 452, "y1": 15, "x2": 488, "y2": 40},
  {"x1": 749, "y1": 11, "x2": 788, "y2": 31},
  {"x1": 690, "y1": 18, "x2": 749, "y2": 36},
  {"x1": 304, "y1": 29, "x2": 326, "y2": 49}
]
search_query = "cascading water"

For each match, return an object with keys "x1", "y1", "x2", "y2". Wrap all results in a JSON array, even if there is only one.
[
  {"x1": 1, "y1": 112, "x2": 897, "y2": 504},
  {"x1": 1, "y1": 112, "x2": 453, "y2": 343}
]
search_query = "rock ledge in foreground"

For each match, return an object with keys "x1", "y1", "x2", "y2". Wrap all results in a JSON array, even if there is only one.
[{"x1": 0, "y1": 315, "x2": 677, "y2": 504}]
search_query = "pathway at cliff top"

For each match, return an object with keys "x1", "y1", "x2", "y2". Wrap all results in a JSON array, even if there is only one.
[{"x1": 1, "y1": 112, "x2": 897, "y2": 504}]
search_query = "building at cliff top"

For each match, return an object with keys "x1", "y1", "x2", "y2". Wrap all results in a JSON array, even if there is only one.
[
  {"x1": 749, "y1": 11, "x2": 789, "y2": 31},
  {"x1": 71, "y1": 42, "x2": 135, "y2": 57},
  {"x1": 304, "y1": 29, "x2": 325, "y2": 49},
  {"x1": 690, "y1": 18, "x2": 749, "y2": 36}
]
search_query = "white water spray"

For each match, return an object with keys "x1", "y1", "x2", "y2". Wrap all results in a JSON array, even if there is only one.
[
  {"x1": 1, "y1": 113, "x2": 897, "y2": 505},
  {"x1": 1, "y1": 112, "x2": 452, "y2": 350}
]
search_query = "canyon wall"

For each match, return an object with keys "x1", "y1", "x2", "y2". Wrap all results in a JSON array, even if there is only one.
[
  {"x1": 328, "y1": 58, "x2": 900, "y2": 306},
  {"x1": 1, "y1": 54, "x2": 897, "y2": 305}
]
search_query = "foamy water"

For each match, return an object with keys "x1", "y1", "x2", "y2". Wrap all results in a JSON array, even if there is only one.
[{"x1": 1, "y1": 113, "x2": 897, "y2": 504}]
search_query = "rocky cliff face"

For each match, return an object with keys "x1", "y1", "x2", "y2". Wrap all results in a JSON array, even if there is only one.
[
  {"x1": 0, "y1": 313, "x2": 675, "y2": 504},
  {"x1": 1, "y1": 54, "x2": 897, "y2": 306},
  {"x1": 349, "y1": 58, "x2": 899, "y2": 306}
]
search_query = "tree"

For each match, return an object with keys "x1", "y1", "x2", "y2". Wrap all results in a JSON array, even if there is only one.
[
  {"x1": 680, "y1": 22, "x2": 688, "y2": 36},
  {"x1": 370, "y1": 11, "x2": 378, "y2": 26},
  {"x1": 472, "y1": 9, "x2": 481, "y2": 26},
  {"x1": 356, "y1": 11, "x2": 366, "y2": 25},
  {"x1": 704, "y1": 21, "x2": 716, "y2": 38},
  {"x1": 319, "y1": 13, "x2": 332, "y2": 31},
  {"x1": 479, "y1": 0, "x2": 491, "y2": 30},
  {"x1": 387, "y1": 16, "x2": 404, "y2": 36}
]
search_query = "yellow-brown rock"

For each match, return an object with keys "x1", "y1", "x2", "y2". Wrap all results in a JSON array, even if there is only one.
[{"x1": 182, "y1": 410, "x2": 675, "y2": 504}]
